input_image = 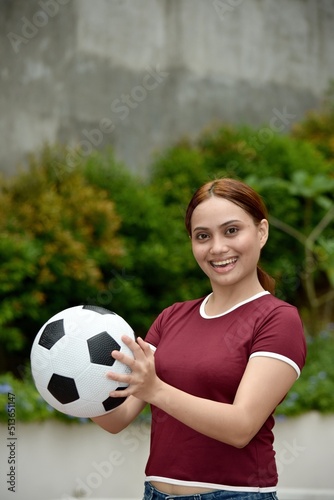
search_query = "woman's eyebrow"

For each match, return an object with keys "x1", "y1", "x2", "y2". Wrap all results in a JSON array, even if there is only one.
[{"x1": 193, "y1": 219, "x2": 241, "y2": 232}]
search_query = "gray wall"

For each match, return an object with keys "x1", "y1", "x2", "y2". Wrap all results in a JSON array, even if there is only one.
[
  {"x1": 1, "y1": 0, "x2": 334, "y2": 177},
  {"x1": 1, "y1": 413, "x2": 334, "y2": 499}
]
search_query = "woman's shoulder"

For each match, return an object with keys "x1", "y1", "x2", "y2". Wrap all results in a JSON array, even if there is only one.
[
  {"x1": 257, "y1": 292, "x2": 299, "y2": 310},
  {"x1": 253, "y1": 293, "x2": 303, "y2": 327}
]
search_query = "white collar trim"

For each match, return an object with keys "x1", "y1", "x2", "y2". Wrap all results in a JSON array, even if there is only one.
[{"x1": 200, "y1": 291, "x2": 270, "y2": 319}]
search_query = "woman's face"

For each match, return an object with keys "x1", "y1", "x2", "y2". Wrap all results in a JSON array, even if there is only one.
[{"x1": 190, "y1": 196, "x2": 268, "y2": 292}]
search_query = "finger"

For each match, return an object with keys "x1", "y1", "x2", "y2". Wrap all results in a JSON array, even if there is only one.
[
  {"x1": 121, "y1": 334, "x2": 138, "y2": 349},
  {"x1": 121, "y1": 335, "x2": 147, "y2": 360},
  {"x1": 111, "y1": 348, "x2": 135, "y2": 368},
  {"x1": 109, "y1": 387, "x2": 130, "y2": 398},
  {"x1": 107, "y1": 369, "x2": 131, "y2": 385},
  {"x1": 137, "y1": 336, "x2": 154, "y2": 356}
]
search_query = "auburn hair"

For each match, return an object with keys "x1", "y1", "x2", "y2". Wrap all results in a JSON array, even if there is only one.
[{"x1": 185, "y1": 178, "x2": 275, "y2": 295}]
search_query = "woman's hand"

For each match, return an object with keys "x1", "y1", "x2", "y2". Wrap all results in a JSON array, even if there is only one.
[{"x1": 108, "y1": 336, "x2": 162, "y2": 403}]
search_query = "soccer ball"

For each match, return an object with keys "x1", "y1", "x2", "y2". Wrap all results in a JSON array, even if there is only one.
[{"x1": 30, "y1": 305, "x2": 135, "y2": 418}]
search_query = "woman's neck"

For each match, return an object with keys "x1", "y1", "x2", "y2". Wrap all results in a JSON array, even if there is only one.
[{"x1": 205, "y1": 283, "x2": 265, "y2": 316}]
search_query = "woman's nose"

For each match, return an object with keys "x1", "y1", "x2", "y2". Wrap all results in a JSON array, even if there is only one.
[{"x1": 209, "y1": 236, "x2": 229, "y2": 254}]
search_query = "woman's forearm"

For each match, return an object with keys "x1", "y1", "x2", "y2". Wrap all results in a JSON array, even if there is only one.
[
  {"x1": 91, "y1": 396, "x2": 146, "y2": 434},
  {"x1": 149, "y1": 380, "x2": 250, "y2": 448}
]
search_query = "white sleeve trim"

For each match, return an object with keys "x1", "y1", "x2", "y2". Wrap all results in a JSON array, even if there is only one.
[{"x1": 249, "y1": 351, "x2": 301, "y2": 378}]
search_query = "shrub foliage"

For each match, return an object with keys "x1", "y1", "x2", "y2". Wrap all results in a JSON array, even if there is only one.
[{"x1": 0, "y1": 147, "x2": 124, "y2": 372}]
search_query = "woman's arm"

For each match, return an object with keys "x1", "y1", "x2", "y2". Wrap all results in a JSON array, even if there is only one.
[
  {"x1": 91, "y1": 395, "x2": 146, "y2": 434},
  {"x1": 109, "y1": 336, "x2": 297, "y2": 448},
  {"x1": 149, "y1": 356, "x2": 296, "y2": 448}
]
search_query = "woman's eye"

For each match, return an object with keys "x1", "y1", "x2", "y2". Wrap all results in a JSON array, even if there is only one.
[
  {"x1": 226, "y1": 227, "x2": 238, "y2": 235},
  {"x1": 196, "y1": 233, "x2": 209, "y2": 240}
]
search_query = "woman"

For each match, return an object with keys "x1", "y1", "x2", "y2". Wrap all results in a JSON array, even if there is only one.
[{"x1": 92, "y1": 178, "x2": 307, "y2": 499}]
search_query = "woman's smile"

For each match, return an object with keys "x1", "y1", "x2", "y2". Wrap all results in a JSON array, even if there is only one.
[{"x1": 210, "y1": 256, "x2": 238, "y2": 271}]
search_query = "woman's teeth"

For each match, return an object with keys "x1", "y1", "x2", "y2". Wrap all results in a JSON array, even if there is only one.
[{"x1": 211, "y1": 258, "x2": 237, "y2": 268}]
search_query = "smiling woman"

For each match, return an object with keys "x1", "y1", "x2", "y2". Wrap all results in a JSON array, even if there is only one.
[
  {"x1": 185, "y1": 177, "x2": 275, "y2": 298},
  {"x1": 92, "y1": 178, "x2": 307, "y2": 500},
  {"x1": 186, "y1": 179, "x2": 272, "y2": 315}
]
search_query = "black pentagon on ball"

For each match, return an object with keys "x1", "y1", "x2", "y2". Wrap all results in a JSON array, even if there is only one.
[
  {"x1": 87, "y1": 331, "x2": 121, "y2": 366},
  {"x1": 38, "y1": 319, "x2": 65, "y2": 350},
  {"x1": 103, "y1": 388, "x2": 127, "y2": 411},
  {"x1": 83, "y1": 305, "x2": 116, "y2": 315},
  {"x1": 48, "y1": 373, "x2": 79, "y2": 404}
]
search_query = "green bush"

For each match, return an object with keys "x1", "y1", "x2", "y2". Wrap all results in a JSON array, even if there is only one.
[
  {"x1": 0, "y1": 369, "x2": 84, "y2": 423},
  {"x1": 291, "y1": 81, "x2": 334, "y2": 163},
  {"x1": 276, "y1": 327, "x2": 334, "y2": 416},
  {"x1": 0, "y1": 146, "x2": 124, "y2": 372}
]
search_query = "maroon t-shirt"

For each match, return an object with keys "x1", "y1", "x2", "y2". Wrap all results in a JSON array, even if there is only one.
[{"x1": 145, "y1": 292, "x2": 306, "y2": 492}]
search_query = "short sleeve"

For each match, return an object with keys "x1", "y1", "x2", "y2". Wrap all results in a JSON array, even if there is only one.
[
  {"x1": 145, "y1": 309, "x2": 166, "y2": 348},
  {"x1": 250, "y1": 304, "x2": 307, "y2": 377}
]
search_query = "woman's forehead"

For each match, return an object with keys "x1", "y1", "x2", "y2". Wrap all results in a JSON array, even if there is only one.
[{"x1": 191, "y1": 197, "x2": 250, "y2": 225}]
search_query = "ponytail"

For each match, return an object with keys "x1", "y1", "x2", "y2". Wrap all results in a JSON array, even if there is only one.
[{"x1": 257, "y1": 266, "x2": 275, "y2": 295}]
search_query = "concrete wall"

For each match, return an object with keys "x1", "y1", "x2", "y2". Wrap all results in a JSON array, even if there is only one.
[
  {"x1": 1, "y1": 0, "x2": 334, "y2": 177},
  {"x1": 1, "y1": 412, "x2": 334, "y2": 500}
]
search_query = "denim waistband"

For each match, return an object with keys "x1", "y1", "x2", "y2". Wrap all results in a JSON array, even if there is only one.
[{"x1": 143, "y1": 482, "x2": 279, "y2": 500}]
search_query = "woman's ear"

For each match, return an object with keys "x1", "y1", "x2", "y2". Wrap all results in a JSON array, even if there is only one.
[{"x1": 258, "y1": 219, "x2": 269, "y2": 248}]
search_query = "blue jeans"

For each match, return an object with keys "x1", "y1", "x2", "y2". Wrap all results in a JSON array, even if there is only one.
[{"x1": 143, "y1": 482, "x2": 279, "y2": 500}]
